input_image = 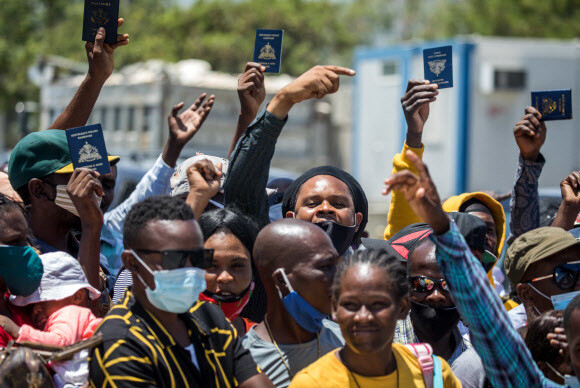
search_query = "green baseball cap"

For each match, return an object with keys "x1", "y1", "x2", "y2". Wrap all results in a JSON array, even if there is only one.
[
  {"x1": 8, "y1": 130, "x2": 119, "y2": 190},
  {"x1": 505, "y1": 227, "x2": 580, "y2": 289}
]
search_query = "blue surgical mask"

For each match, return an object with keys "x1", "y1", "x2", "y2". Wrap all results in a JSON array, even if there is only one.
[
  {"x1": 132, "y1": 250, "x2": 206, "y2": 314},
  {"x1": 274, "y1": 268, "x2": 326, "y2": 333},
  {"x1": 0, "y1": 245, "x2": 43, "y2": 296},
  {"x1": 529, "y1": 284, "x2": 580, "y2": 311},
  {"x1": 269, "y1": 203, "x2": 284, "y2": 222}
]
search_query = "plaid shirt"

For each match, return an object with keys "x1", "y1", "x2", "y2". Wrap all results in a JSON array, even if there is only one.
[
  {"x1": 432, "y1": 221, "x2": 563, "y2": 388},
  {"x1": 393, "y1": 315, "x2": 470, "y2": 365}
]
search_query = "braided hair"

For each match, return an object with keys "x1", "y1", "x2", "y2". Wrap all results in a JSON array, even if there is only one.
[{"x1": 331, "y1": 249, "x2": 408, "y2": 302}]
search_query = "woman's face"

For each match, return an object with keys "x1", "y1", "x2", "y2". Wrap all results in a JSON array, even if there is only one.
[
  {"x1": 0, "y1": 206, "x2": 28, "y2": 246},
  {"x1": 333, "y1": 263, "x2": 408, "y2": 355},
  {"x1": 204, "y1": 231, "x2": 253, "y2": 297}
]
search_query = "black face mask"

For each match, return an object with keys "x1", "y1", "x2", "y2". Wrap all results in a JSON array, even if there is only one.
[
  {"x1": 315, "y1": 220, "x2": 357, "y2": 256},
  {"x1": 409, "y1": 299, "x2": 460, "y2": 339}
]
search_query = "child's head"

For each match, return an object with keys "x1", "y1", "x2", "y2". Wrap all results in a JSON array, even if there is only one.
[
  {"x1": 10, "y1": 251, "x2": 100, "y2": 327},
  {"x1": 564, "y1": 293, "x2": 580, "y2": 379}
]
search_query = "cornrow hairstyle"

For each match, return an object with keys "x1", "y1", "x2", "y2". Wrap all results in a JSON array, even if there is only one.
[
  {"x1": 123, "y1": 196, "x2": 195, "y2": 248},
  {"x1": 564, "y1": 293, "x2": 580, "y2": 333},
  {"x1": 198, "y1": 205, "x2": 259, "y2": 254},
  {"x1": 332, "y1": 248, "x2": 408, "y2": 302}
]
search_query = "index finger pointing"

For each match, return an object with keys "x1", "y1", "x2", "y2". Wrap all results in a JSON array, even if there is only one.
[{"x1": 324, "y1": 66, "x2": 355, "y2": 76}]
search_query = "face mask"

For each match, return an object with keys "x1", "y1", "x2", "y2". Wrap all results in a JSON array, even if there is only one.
[
  {"x1": 314, "y1": 219, "x2": 357, "y2": 256},
  {"x1": 132, "y1": 250, "x2": 206, "y2": 314},
  {"x1": 544, "y1": 362, "x2": 580, "y2": 387},
  {"x1": 0, "y1": 245, "x2": 44, "y2": 296},
  {"x1": 274, "y1": 268, "x2": 326, "y2": 333},
  {"x1": 269, "y1": 203, "x2": 283, "y2": 222},
  {"x1": 566, "y1": 375, "x2": 580, "y2": 388},
  {"x1": 199, "y1": 281, "x2": 254, "y2": 321},
  {"x1": 53, "y1": 185, "x2": 102, "y2": 217},
  {"x1": 528, "y1": 283, "x2": 580, "y2": 311},
  {"x1": 409, "y1": 299, "x2": 460, "y2": 339}
]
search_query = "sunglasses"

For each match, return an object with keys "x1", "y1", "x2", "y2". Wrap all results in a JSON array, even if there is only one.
[
  {"x1": 408, "y1": 275, "x2": 449, "y2": 293},
  {"x1": 529, "y1": 261, "x2": 580, "y2": 291},
  {"x1": 134, "y1": 249, "x2": 214, "y2": 270}
]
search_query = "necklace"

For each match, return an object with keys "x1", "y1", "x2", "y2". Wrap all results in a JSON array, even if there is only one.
[
  {"x1": 264, "y1": 315, "x2": 320, "y2": 379},
  {"x1": 341, "y1": 349, "x2": 399, "y2": 388}
]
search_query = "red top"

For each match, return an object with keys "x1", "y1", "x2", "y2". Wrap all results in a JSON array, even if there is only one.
[{"x1": 0, "y1": 296, "x2": 34, "y2": 348}]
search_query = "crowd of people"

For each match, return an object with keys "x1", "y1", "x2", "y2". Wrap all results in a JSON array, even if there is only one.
[{"x1": 0, "y1": 20, "x2": 579, "y2": 388}]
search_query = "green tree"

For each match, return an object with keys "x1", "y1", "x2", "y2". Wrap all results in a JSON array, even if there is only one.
[{"x1": 424, "y1": 0, "x2": 580, "y2": 39}]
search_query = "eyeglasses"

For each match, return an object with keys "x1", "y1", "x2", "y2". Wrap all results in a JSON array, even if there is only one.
[
  {"x1": 408, "y1": 275, "x2": 449, "y2": 293},
  {"x1": 134, "y1": 249, "x2": 214, "y2": 270},
  {"x1": 528, "y1": 261, "x2": 580, "y2": 291}
]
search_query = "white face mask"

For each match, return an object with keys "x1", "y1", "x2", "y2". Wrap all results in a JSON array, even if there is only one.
[{"x1": 54, "y1": 185, "x2": 102, "y2": 217}]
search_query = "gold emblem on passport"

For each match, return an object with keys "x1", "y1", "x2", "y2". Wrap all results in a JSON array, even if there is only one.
[
  {"x1": 78, "y1": 142, "x2": 102, "y2": 163},
  {"x1": 428, "y1": 59, "x2": 446, "y2": 76},
  {"x1": 90, "y1": 8, "x2": 110, "y2": 27},
  {"x1": 541, "y1": 98, "x2": 558, "y2": 116},
  {"x1": 258, "y1": 43, "x2": 276, "y2": 60}
]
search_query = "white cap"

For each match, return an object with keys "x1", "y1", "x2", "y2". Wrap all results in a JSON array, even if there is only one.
[
  {"x1": 10, "y1": 251, "x2": 101, "y2": 306},
  {"x1": 170, "y1": 154, "x2": 229, "y2": 198}
]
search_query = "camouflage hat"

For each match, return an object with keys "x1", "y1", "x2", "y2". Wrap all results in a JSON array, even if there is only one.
[{"x1": 505, "y1": 227, "x2": 580, "y2": 289}]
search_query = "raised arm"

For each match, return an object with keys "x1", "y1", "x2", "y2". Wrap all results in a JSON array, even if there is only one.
[
  {"x1": 67, "y1": 168, "x2": 105, "y2": 314},
  {"x1": 383, "y1": 79, "x2": 438, "y2": 239},
  {"x1": 184, "y1": 159, "x2": 222, "y2": 219},
  {"x1": 551, "y1": 171, "x2": 580, "y2": 230},
  {"x1": 229, "y1": 62, "x2": 266, "y2": 158},
  {"x1": 49, "y1": 19, "x2": 129, "y2": 130},
  {"x1": 384, "y1": 151, "x2": 561, "y2": 388},
  {"x1": 508, "y1": 106, "x2": 546, "y2": 243},
  {"x1": 224, "y1": 65, "x2": 354, "y2": 227}
]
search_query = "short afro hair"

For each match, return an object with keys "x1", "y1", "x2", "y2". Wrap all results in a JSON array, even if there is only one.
[
  {"x1": 123, "y1": 195, "x2": 195, "y2": 248},
  {"x1": 564, "y1": 292, "x2": 580, "y2": 334}
]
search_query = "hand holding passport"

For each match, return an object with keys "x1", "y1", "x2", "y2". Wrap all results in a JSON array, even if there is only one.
[{"x1": 82, "y1": 0, "x2": 120, "y2": 45}]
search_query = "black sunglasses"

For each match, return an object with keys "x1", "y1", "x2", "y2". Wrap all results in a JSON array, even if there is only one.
[
  {"x1": 529, "y1": 261, "x2": 580, "y2": 291},
  {"x1": 135, "y1": 249, "x2": 214, "y2": 270},
  {"x1": 408, "y1": 275, "x2": 449, "y2": 293}
]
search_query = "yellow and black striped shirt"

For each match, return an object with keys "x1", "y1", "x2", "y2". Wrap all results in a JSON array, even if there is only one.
[{"x1": 88, "y1": 290, "x2": 260, "y2": 387}]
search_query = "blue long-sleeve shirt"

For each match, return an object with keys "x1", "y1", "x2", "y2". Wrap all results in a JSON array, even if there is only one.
[
  {"x1": 101, "y1": 155, "x2": 174, "y2": 277},
  {"x1": 432, "y1": 221, "x2": 563, "y2": 388}
]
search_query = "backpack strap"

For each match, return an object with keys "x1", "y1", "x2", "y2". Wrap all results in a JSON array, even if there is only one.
[
  {"x1": 432, "y1": 353, "x2": 444, "y2": 388},
  {"x1": 405, "y1": 343, "x2": 434, "y2": 388}
]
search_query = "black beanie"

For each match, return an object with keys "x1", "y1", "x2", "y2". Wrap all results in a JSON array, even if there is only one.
[{"x1": 281, "y1": 166, "x2": 368, "y2": 246}]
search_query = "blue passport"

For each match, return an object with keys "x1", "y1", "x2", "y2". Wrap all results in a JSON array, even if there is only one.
[
  {"x1": 254, "y1": 29, "x2": 284, "y2": 73},
  {"x1": 423, "y1": 46, "x2": 453, "y2": 89},
  {"x1": 66, "y1": 124, "x2": 111, "y2": 175},
  {"x1": 531, "y1": 89, "x2": 573, "y2": 120},
  {"x1": 82, "y1": 0, "x2": 119, "y2": 45}
]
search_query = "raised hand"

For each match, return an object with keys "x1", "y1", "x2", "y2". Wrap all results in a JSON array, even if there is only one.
[
  {"x1": 67, "y1": 168, "x2": 104, "y2": 227},
  {"x1": 383, "y1": 150, "x2": 449, "y2": 234},
  {"x1": 185, "y1": 159, "x2": 223, "y2": 218},
  {"x1": 268, "y1": 65, "x2": 355, "y2": 119},
  {"x1": 164, "y1": 93, "x2": 216, "y2": 167},
  {"x1": 513, "y1": 106, "x2": 547, "y2": 162},
  {"x1": 401, "y1": 80, "x2": 439, "y2": 148},
  {"x1": 238, "y1": 62, "x2": 266, "y2": 120},
  {"x1": 85, "y1": 18, "x2": 130, "y2": 83},
  {"x1": 560, "y1": 171, "x2": 580, "y2": 208}
]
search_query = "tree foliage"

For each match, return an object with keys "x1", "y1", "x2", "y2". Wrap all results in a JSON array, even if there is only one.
[
  {"x1": 0, "y1": 0, "x2": 391, "y2": 111},
  {"x1": 423, "y1": 0, "x2": 580, "y2": 39}
]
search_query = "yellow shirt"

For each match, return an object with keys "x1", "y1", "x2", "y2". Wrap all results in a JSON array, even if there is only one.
[{"x1": 289, "y1": 343, "x2": 461, "y2": 388}]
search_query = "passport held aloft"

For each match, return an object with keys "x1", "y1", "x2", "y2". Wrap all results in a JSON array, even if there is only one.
[
  {"x1": 423, "y1": 46, "x2": 453, "y2": 89},
  {"x1": 82, "y1": 0, "x2": 119, "y2": 45},
  {"x1": 66, "y1": 124, "x2": 111, "y2": 175},
  {"x1": 254, "y1": 29, "x2": 284, "y2": 73},
  {"x1": 531, "y1": 89, "x2": 573, "y2": 121}
]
